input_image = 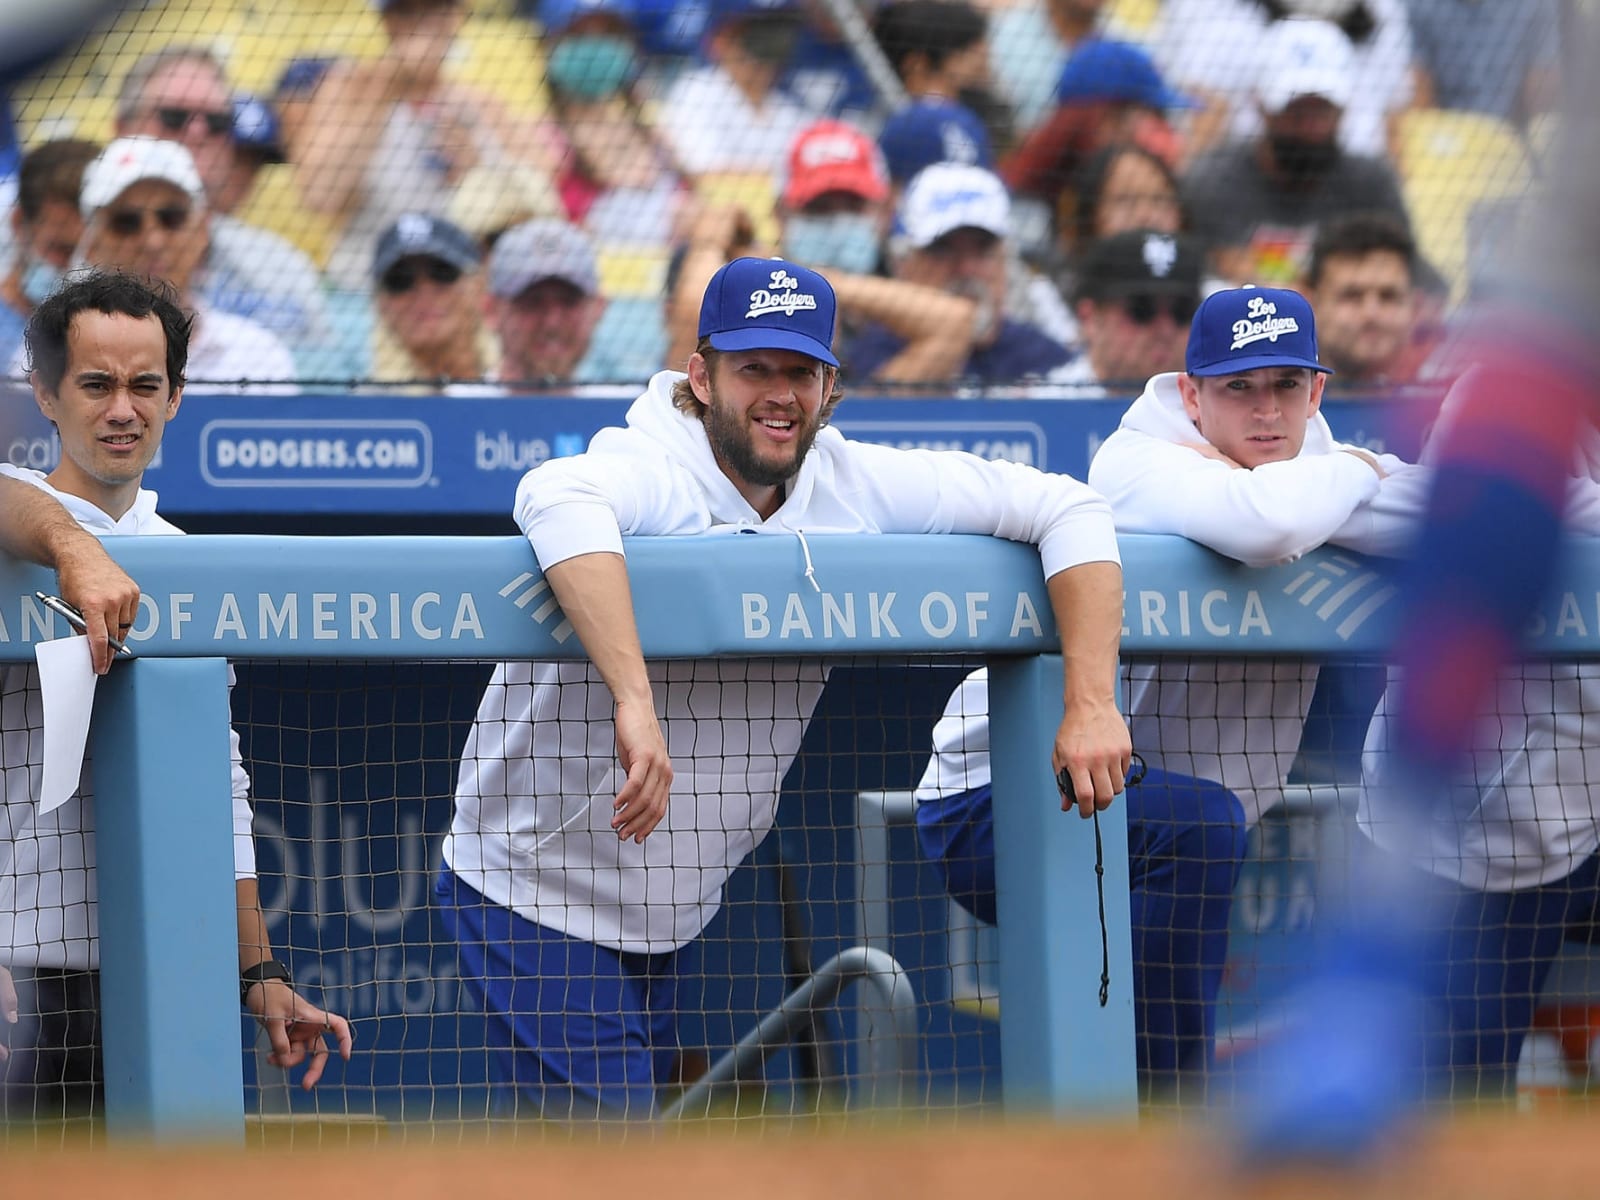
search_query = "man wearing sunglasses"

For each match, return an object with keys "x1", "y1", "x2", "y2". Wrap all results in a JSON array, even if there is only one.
[
  {"x1": 62, "y1": 137, "x2": 297, "y2": 393},
  {"x1": 113, "y1": 47, "x2": 330, "y2": 374},
  {"x1": 370, "y1": 212, "x2": 492, "y2": 385},
  {"x1": 1051, "y1": 229, "x2": 1202, "y2": 391}
]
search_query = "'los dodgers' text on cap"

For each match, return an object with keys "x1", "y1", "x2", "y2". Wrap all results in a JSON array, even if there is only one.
[
  {"x1": 1185, "y1": 285, "x2": 1333, "y2": 377},
  {"x1": 698, "y1": 256, "x2": 839, "y2": 367}
]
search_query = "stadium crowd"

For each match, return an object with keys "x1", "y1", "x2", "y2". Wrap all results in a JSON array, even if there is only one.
[{"x1": 0, "y1": 0, "x2": 1559, "y2": 391}]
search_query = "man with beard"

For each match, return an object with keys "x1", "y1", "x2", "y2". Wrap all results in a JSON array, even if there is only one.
[
  {"x1": 437, "y1": 255, "x2": 1131, "y2": 1119},
  {"x1": 1181, "y1": 18, "x2": 1410, "y2": 287}
]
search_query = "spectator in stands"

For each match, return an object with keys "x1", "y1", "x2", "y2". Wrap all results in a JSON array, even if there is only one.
[
  {"x1": 211, "y1": 94, "x2": 287, "y2": 217},
  {"x1": 0, "y1": 139, "x2": 97, "y2": 364},
  {"x1": 1406, "y1": 0, "x2": 1559, "y2": 128},
  {"x1": 844, "y1": 162, "x2": 1072, "y2": 384},
  {"x1": 1151, "y1": 0, "x2": 1415, "y2": 161},
  {"x1": 1050, "y1": 230, "x2": 1202, "y2": 389},
  {"x1": 272, "y1": 56, "x2": 335, "y2": 158},
  {"x1": 1063, "y1": 143, "x2": 1186, "y2": 256},
  {"x1": 114, "y1": 47, "x2": 329, "y2": 370},
  {"x1": 1002, "y1": 39, "x2": 1193, "y2": 216},
  {"x1": 485, "y1": 218, "x2": 605, "y2": 386},
  {"x1": 65, "y1": 138, "x2": 297, "y2": 391},
  {"x1": 877, "y1": 97, "x2": 992, "y2": 193},
  {"x1": 539, "y1": 0, "x2": 685, "y2": 248},
  {"x1": 1304, "y1": 211, "x2": 1420, "y2": 387},
  {"x1": 874, "y1": 0, "x2": 1008, "y2": 141},
  {"x1": 665, "y1": 120, "x2": 978, "y2": 381},
  {"x1": 294, "y1": 0, "x2": 563, "y2": 291},
  {"x1": 370, "y1": 212, "x2": 493, "y2": 385},
  {"x1": 1182, "y1": 18, "x2": 1410, "y2": 286},
  {"x1": 655, "y1": 0, "x2": 813, "y2": 176}
]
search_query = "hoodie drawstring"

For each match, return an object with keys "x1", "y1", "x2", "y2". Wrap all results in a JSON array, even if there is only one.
[{"x1": 794, "y1": 528, "x2": 822, "y2": 594}]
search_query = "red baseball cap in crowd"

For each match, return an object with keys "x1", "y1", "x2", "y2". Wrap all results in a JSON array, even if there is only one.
[{"x1": 782, "y1": 120, "x2": 890, "y2": 211}]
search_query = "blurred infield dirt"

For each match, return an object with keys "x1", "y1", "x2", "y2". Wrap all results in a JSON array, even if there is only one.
[{"x1": 4, "y1": 1109, "x2": 1598, "y2": 1200}]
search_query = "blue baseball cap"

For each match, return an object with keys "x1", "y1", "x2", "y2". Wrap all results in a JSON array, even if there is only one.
[
  {"x1": 877, "y1": 98, "x2": 992, "y2": 186},
  {"x1": 539, "y1": 0, "x2": 639, "y2": 37},
  {"x1": 698, "y1": 256, "x2": 838, "y2": 366},
  {"x1": 232, "y1": 94, "x2": 286, "y2": 163},
  {"x1": 1054, "y1": 38, "x2": 1197, "y2": 112},
  {"x1": 1185, "y1": 286, "x2": 1334, "y2": 376}
]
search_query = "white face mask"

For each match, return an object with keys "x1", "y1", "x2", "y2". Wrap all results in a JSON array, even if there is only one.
[{"x1": 783, "y1": 213, "x2": 882, "y2": 277}]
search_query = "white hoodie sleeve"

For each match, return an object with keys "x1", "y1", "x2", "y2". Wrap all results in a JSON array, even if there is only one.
[
  {"x1": 837, "y1": 442, "x2": 1121, "y2": 576},
  {"x1": 1327, "y1": 459, "x2": 1429, "y2": 558},
  {"x1": 513, "y1": 449, "x2": 708, "y2": 569},
  {"x1": 1087, "y1": 429, "x2": 1385, "y2": 567}
]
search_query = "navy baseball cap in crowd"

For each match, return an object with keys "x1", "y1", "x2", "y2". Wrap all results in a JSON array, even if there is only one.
[
  {"x1": 1185, "y1": 285, "x2": 1334, "y2": 376},
  {"x1": 878, "y1": 98, "x2": 992, "y2": 186},
  {"x1": 1054, "y1": 38, "x2": 1197, "y2": 111},
  {"x1": 698, "y1": 256, "x2": 839, "y2": 366},
  {"x1": 372, "y1": 212, "x2": 483, "y2": 280}
]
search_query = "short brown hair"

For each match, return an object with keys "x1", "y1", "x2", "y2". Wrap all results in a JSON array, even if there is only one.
[
  {"x1": 671, "y1": 338, "x2": 845, "y2": 423},
  {"x1": 17, "y1": 139, "x2": 100, "y2": 222}
]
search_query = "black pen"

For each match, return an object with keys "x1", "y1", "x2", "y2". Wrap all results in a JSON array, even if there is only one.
[{"x1": 34, "y1": 592, "x2": 134, "y2": 658}]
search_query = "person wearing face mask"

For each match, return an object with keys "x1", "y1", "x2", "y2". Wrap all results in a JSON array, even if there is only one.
[
  {"x1": 1181, "y1": 18, "x2": 1410, "y2": 287},
  {"x1": 844, "y1": 162, "x2": 1074, "y2": 385},
  {"x1": 664, "y1": 120, "x2": 978, "y2": 382},
  {"x1": 540, "y1": 0, "x2": 686, "y2": 248},
  {"x1": 655, "y1": 0, "x2": 814, "y2": 176},
  {"x1": 0, "y1": 139, "x2": 97, "y2": 367}
]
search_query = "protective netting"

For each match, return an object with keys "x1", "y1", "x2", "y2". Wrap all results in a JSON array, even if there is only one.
[
  {"x1": 12, "y1": 644, "x2": 1600, "y2": 1133},
  {"x1": 0, "y1": 0, "x2": 1558, "y2": 389}
]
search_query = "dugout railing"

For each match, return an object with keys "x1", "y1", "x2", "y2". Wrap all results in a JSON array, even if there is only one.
[
  {"x1": 10, "y1": 532, "x2": 1599, "y2": 1139},
  {"x1": 0, "y1": 532, "x2": 1143, "y2": 1139}
]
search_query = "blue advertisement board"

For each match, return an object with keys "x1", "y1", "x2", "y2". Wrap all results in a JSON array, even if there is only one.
[{"x1": 1, "y1": 385, "x2": 1409, "y2": 519}]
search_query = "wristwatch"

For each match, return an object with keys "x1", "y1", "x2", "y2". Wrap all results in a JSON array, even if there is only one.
[{"x1": 240, "y1": 959, "x2": 293, "y2": 1005}]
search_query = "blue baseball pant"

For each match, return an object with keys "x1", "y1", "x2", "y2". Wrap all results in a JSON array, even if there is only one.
[
  {"x1": 435, "y1": 867, "x2": 682, "y2": 1120},
  {"x1": 915, "y1": 767, "x2": 1249, "y2": 1090}
]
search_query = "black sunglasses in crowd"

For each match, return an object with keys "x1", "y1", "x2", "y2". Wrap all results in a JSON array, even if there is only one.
[
  {"x1": 1119, "y1": 293, "x2": 1199, "y2": 326},
  {"x1": 105, "y1": 205, "x2": 193, "y2": 238},
  {"x1": 381, "y1": 260, "x2": 466, "y2": 295},
  {"x1": 152, "y1": 105, "x2": 233, "y2": 137}
]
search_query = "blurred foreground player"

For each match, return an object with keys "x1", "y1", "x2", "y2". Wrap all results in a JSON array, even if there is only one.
[
  {"x1": 0, "y1": 272, "x2": 351, "y2": 1119},
  {"x1": 439, "y1": 256, "x2": 1131, "y2": 1119},
  {"x1": 1236, "y1": 12, "x2": 1600, "y2": 1162}
]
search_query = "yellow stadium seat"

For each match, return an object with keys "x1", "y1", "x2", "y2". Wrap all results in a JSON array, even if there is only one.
[
  {"x1": 1396, "y1": 109, "x2": 1532, "y2": 301},
  {"x1": 597, "y1": 246, "x2": 671, "y2": 299},
  {"x1": 236, "y1": 163, "x2": 341, "y2": 269},
  {"x1": 448, "y1": 16, "x2": 551, "y2": 117},
  {"x1": 693, "y1": 171, "x2": 781, "y2": 253}
]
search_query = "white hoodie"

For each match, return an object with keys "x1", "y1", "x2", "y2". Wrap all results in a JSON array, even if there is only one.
[
  {"x1": 1086, "y1": 372, "x2": 1415, "y2": 824},
  {"x1": 1358, "y1": 392, "x2": 1600, "y2": 892},
  {"x1": 0, "y1": 465, "x2": 255, "y2": 970},
  {"x1": 445, "y1": 370, "x2": 1121, "y2": 953}
]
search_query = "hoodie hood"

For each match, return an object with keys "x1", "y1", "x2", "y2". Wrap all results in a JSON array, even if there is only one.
[
  {"x1": 1119, "y1": 371, "x2": 1340, "y2": 456},
  {"x1": 592, "y1": 369, "x2": 845, "y2": 527}
]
